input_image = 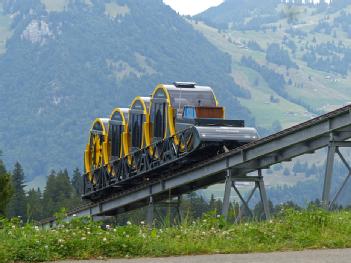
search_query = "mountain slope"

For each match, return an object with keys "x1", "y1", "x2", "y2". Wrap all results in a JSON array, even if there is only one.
[
  {"x1": 193, "y1": 1, "x2": 351, "y2": 129},
  {"x1": 0, "y1": 0, "x2": 253, "y2": 180}
]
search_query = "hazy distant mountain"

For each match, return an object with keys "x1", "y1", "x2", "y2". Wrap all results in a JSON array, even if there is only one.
[{"x1": 0, "y1": 0, "x2": 253, "y2": 180}]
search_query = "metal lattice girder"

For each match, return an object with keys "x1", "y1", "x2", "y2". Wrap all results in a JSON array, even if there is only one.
[
  {"x1": 42, "y1": 106, "x2": 351, "y2": 227},
  {"x1": 322, "y1": 140, "x2": 351, "y2": 209},
  {"x1": 222, "y1": 170, "x2": 270, "y2": 221}
]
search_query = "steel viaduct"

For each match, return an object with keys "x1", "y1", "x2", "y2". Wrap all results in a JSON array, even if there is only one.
[{"x1": 41, "y1": 104, "x2": 351, "y2": 227}]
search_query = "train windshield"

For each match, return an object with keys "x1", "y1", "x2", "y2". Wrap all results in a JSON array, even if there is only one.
[{"x1": 167, "y1": 89, "x2": 217, "y2": 117}]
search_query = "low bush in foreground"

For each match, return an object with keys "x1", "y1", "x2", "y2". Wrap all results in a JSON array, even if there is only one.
[{"x1": 1, "y1": 209, "x2": 351, "y2": 262}]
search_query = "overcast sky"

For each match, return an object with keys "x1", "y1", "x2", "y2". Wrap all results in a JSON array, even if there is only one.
[{"x1": 163, "y1": 0, "x2": 224, "y2": 16}]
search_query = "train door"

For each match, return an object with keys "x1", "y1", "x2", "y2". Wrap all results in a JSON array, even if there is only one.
[
  {"x1": 130, "y1": 112, "x2": 144, "y2": 151},
  {"x1": 152, "y1": 101, "x2": 167, "y2": 141},
  {"x1": 109, "y1": 121, "x2": 123, "y2": 159}
]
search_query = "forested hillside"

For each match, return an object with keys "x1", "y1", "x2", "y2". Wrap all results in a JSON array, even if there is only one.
[
  {"x1": 194, "y1": 0, "x2": 351, "y2": 129},
  {"x1": 0, "y1": 0, "x2": 252, "y2": 180},
  {"x1": 192, "y1": 0, "x2": 351, "y2": 205}
]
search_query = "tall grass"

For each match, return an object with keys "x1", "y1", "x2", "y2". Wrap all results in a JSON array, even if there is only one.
[{"x1": 1, "y1": 208, "x2": 351, "y2": 262}]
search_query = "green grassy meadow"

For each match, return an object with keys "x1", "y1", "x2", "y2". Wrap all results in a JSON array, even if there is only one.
[{"x1": 1, "y1": 209, "x2": 351, "y2": 262}]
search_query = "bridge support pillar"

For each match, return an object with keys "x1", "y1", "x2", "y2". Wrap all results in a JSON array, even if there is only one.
[
  {"x1": 222, "y1": 169, "x2": 270, "y2": 221},
  {"x1": 222, "y1": 169, "x2": 232, "y2": 219},
  {"x1": 147, "y1": 196, "x2": 154, "y2": 227},
  {"x1": 322, "y1": 138, "x2": 351, "y2": 209}
]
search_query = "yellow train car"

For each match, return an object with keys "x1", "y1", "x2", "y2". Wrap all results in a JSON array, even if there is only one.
[
  {"x1": 83, "y1": 82, "x2": 259, "y2": 200},
  {"x1": 128, "y1": 96, "x2": 151, "y2": 153},
  {"x1": 84, "y1": 118, "x2": 109, "y2": 182},
  {"x1": 108, "y1": 108, "x2": 129, "y2": 174}
]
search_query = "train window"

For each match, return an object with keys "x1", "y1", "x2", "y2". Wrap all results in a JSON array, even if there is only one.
[
  {"x1": 183, "y1": 106, "x2": 196, "y2": 119},
  {"x1": 93, "y1": 122, "x2": 102, "y2": 131},
  {"x1": 110, "y1": 124, "x2": 122, "y2": 158},
  {"x1": 167, "y1": 89, "x2": 216, "y2": 117},
  {"x1": 131, "y1": 114, "x2": 143, "y2": 148},
  {"x1": 153, "y1": 103, "x2": 166, "y2": 140}
]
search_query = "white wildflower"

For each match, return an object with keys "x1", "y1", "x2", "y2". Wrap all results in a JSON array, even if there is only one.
[
  {"x1": 81, "y1": 237, "x2": 86, "y2": 240},
  {"x1": 103, "y1": 237, "x2": 107, "y2": 242},
  {"x1": 73, "y1": 214, "x2": 77, "y2": 217},
  {"x1": 125, "y1": 234, "x2": 129, "y2": 238},
  {"x1": 44, "y1": 245, "x2": 49, "y2": 249},
  {"x1": 127, "y1": 221, "x2": 132, "y2": 225},
  {"x1": 140, "y1": 221, "x2": 145, "y2": 225}
]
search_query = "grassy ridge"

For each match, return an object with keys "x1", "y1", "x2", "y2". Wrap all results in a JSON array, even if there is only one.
[{"x1": 1, "y1": 209, "x2": 351, "y2": 262}]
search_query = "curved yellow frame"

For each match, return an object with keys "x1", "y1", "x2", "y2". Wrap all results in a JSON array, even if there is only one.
[
  {"x1": 108, "y1": 108, "x2": 129, "y2": 174},
  {"x1": 129, "y1": 96, "x2": 151, "y2": 153},
  {"x1": 84, "y1": 118, "x2": 109, "y2": 182},
  {"x1": 151, "y1": 84, "x2": 179, "y2": 144}
]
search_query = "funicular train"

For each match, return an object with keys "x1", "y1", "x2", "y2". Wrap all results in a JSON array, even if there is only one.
[{"x1": 83, "y1": 82, "x2": 258, "y2": 200}]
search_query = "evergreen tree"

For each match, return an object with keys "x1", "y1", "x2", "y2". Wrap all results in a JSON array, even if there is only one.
[
  {"x1": 43, "y1": 169, "x2": 80, "y2": 218},
  {"x1": 7, "y1": 162, "x2": 27, "y2": 220},
  {"x1": 43, "y1": 170, "x2": 56, "y2": 218},
  {"x1": 0, "y1": 153, "x2": 13, "y2": 216},
  {"x1": 26, "y1": 188, "x2": 43, "y2": 222},
  {"x1": 71, "y1": 168, "x2": 83, "y2": 196}
]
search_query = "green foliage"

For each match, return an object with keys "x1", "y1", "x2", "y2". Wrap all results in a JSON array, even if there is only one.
[
  {"x1": 266, "y1": 43, "x2": 298, "y2": 69},
  {"x1": 1, "y1": 209, "x2": 351, "y2": 262},
  {"x1": 26, "y1": 188, "x2": 43, "y2": 222},
  {"x1": 42, "y1": 169, "x2": 81, "y2": 218},
  {"x1": 71, "y1": 168, "x2": 83, "y2": 196},
  {"x1": 0, "y1": 156, "x2": 12, "y2": 216},
  {"x1": 7, "y1": 162, "x2": 27, "y2": 221}
]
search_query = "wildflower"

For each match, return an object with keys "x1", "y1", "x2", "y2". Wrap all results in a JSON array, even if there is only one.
[
  {"x1": 34, "y1": 226, "x2": 40, "y2": 231},
  {"x1": 140, "y1": 221, "x2": 145, "y2": 225},
  {"x1": 127, "y1": 221, "x2": 132, "y2": 225},
  {"x1": 103, "y1": 237, "x2": 107, "y2": 242},
  {"x1": 58, "y1": 239, "x2": 64, "y2": 243},
  {"x1": 269, "y1": 220, "x2": 273, "y2": 224},
  {"x1": 125, "y1": 234, "x2": 130, "y2": 238},
  {"x1": 11, "y1": 225, "x2": 15, "y2": 229},
  {"x1": 44, "y1": 245, "x2": 49, "y2": 249},
  {"x1": 81, "y1": 237, "x2": 86, "y2": 241},
  {"x1": 106, "y1": 224, "x2": 111, "y2": 229},
  {"x1": 217, "y1": 215, "x2": 221, "y2": 218},
  {"x1": 113, "y1": 228, "x2": 117, "y2": 232},
  {"x1": 73, "y1": 214, "x2": 77, "y2": 217}
]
